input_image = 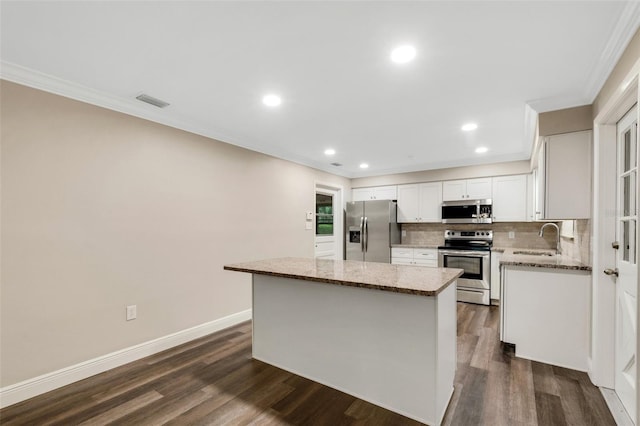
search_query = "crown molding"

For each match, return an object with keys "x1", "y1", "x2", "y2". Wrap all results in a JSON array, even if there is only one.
[
  {"x1": 0, "y1": 61, "x2": 355, "y2": 178},
  {"x1": 584, "y1": 1, "x2": 640, "y2": 103},
  {"x1": 0, "y1": 61, "x2": 230, "y2": 142}
]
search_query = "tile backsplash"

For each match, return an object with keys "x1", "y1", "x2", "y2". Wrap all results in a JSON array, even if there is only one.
[{"x1": 401, "y1": 220, "x2": 591, "y2": 265}]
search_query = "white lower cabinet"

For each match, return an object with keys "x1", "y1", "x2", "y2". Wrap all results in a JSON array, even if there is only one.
[
  {"x1": 500, "y1": 266, "x2": 590, "y2": 371},
  {"x1": 391, "y1": 247, "x2": 437, "y2": 267}
]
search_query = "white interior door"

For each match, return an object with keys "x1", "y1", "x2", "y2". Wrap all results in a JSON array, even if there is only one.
[
  {"x1": 315, "y1": 189, "x2": 337, "y2": 259},
  {"x1": 615, "y1": 104, "x2": 638, "y2": 421}
]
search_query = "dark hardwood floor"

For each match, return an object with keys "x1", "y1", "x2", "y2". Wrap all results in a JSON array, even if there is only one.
[{"x1": 0, "y1": 303, "x2": 616, "y2": 425}]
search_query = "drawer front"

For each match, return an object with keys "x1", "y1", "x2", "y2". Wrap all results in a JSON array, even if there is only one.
[
  {"x1": 413, "y1": 248, "x2": 437, "y2": 260},
  {"x1": 457, "y1": 289, "x2": 490, "y2": 305},
  {"x1": 391, "y1": 258, "x2": 414, "y2": 265},
  {"x1": 391, "y1": 248, "x2": 413, "y2": 258},
  {"x1": 413, "y1": 259, "x2": 437, "y2": 268}
]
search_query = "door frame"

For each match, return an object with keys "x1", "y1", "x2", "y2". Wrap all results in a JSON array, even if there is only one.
[
  {"x1": 315, "y1": 181, "x2": 344, "y2": 261},
  {"x1": 591, "y1": 56, "x2": 640, "y2": 424}
]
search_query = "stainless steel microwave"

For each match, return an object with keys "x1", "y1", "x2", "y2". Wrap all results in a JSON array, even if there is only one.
[{"x1": 441, "y1": 199, "x2": 492, "y2": 224}]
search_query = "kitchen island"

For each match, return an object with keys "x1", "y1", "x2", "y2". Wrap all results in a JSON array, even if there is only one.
[{"x1": 224, "y1": 257, "x2": 463, "y2": 425}]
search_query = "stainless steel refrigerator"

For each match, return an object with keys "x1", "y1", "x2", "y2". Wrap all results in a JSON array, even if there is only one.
[{"x1": 345, "y1": 200, "x2": 400, "y2": 263}]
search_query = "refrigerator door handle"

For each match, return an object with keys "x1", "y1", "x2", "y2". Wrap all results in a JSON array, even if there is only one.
[
  {"x1": 364, "y1": 216, "x2": 368, "y2": 253},
  {"x1": 360, "y1": 216, "x2": 364, "y2": 252}
]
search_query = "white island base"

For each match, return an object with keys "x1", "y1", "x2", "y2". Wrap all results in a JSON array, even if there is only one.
[{"x1": 252, "y1": 274, "x2": 456, "y2": 425}]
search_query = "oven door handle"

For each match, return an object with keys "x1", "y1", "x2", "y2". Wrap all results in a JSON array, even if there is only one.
[{"x1": 439, "y1": 250, "x2": 489, "y2": 257}]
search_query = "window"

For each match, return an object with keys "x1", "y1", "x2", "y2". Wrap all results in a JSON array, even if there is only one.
[{"x1": 316, "y1": 193, "x2": 333, "y2": 235}]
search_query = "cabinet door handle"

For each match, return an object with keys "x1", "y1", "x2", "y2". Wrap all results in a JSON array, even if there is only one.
[{"x1": 604, "y1": 268, "x2": 619, "y2": 277}]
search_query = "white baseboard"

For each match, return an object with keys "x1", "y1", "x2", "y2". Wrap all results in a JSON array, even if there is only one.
[
  {"x1": 600, "y1": 387, "x2": 634, "y2": 426},
  {"x1": 0, "y1": 309, "x2": 252, "y2": 409}
]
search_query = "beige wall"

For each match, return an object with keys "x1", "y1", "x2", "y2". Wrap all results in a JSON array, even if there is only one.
[
  {"x1": 538, "y1": 105, "x2": 593, "y2": 136},
  {"x1": 351, "y1": 160, "x2": 531, "y2": 188},
  {"x1": 593, "y1": 26, "x2": 640, "y2": 118},
  {"x1": 0, "y1": 80, "x2": 350, "y2": 386}
]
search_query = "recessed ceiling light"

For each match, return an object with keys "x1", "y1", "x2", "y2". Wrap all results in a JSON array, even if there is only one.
[
  {"x1": 262, "y1": 94, "x2": 281, "y2": 107},
  {"x1": 462, "y1": 123, "x2": 478, "y2": 132},
  {"x1": 390, "y1": 45, "x2": 416, "y2": 64},
  {"x1": 324, "y1": 148, "x2": 336, "y2": 156},
  {"x1": 359, "y1": 163, "x2": 369, "y2": 169},
  {"x1": 475, "y1": 147, "x2": 488, "y2": 154}
]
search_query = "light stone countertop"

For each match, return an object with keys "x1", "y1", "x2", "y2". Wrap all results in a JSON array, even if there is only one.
[
  {"x1": 499, "y1": 248, "x2": 592, "y2": 272},
  {"x1": 224, "y1": 257, "x2": 463, "y2": 297}
]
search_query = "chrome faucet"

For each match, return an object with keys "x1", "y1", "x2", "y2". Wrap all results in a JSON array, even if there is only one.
[{"x1": 539, "y1": 222, "x2": 561, "y2": 255}]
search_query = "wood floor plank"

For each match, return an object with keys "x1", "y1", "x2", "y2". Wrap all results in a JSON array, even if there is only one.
[
  {"x1": 449, "y1": 366, "x2": 488, "y2": 425},
  {"x1": 578, "y1": 379, "x2": 618, "y2": 425},
  {"x1": 270, "y1": 375, "x2": 323, "y2": 416},
  {"x1": 534, "y1": 391, "x2": 567, "y2": 426},
  {"x1": 531, "y1": 361, "x2": 560, "y2": 396},
  {"x1": 555, "y1": 375, "x2": 596, "y2": 426},
  {"x1": 344, "y1": 399, "x2": 423, "y2": 425},
  {"x1": 482, "y1": 360, "x2": 511, "y2": 426},
  {"x1": 195, "y1": 377, "x2": 293, "y2": 426},
  {"x1": 164, "y1": 361, "x2": 283, "y2": 425},
  {"x1": 0, "y1": 303, "x2": 617, "y2": 426},
  {"x1": 508, "y1": 357, "x2": 538, "y2": 425},
  {"x1": 469, "y1": 326, "x2": 495, "y2": 370},
  {"x1": 277, "y1": 384, "x2": 356, "y2": 425},
  {"x1": 456, "y1": 333, "x2": 479, "y2": 368},
  {"x1": 77, "y1": 390, "x2": 163, "y2": 425},
  {"x1": 115, "y1": 387, "x2": 215, "y2": 426}
]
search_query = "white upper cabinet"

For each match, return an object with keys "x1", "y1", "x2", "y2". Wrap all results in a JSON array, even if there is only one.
[
  {"x1": 537, "y1": 130, "x2": 592, "y2": 219},
  {"x1": 352, "y1": 185, "x2": 397, "y2": 201},
  {"x1": 492, "y1": 174, "x2": 528, "y2": 222},
  {"x1": 397, "y1": 184, "x2": 419, "y2": 222},
  {"x1": 442, "y1": 178, "x2": 492, "y2": 201},
  {"x1": 397, "y1": 182, "x2": 442, "y2": 223}
]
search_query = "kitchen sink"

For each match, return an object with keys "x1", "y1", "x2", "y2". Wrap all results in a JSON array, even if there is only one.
[{"x1": 513, "y1": 250, "x2": 556, "y2": 257}]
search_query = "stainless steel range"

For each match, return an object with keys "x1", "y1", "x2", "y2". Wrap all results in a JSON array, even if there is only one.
[{"x1": 438, "y1": 230, "x2": 492, "y2": 305}]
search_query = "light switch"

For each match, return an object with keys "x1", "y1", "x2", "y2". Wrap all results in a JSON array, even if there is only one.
[
  {"x1": 126, "y1": 305, "x2": 137, "y2": 321},
  {"x1": 305, "y1": 222, "x2": 312, "y2": 230},
  {"x1": 306, "y1": 211, "x2": 314, "y2": 220}
]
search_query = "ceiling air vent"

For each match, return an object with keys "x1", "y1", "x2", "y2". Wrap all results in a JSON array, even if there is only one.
[
  {"x1": 330, "y1": 162, "x2": 342, "y2": 167},
  {"x1": 136, "y1": 93, "x2": 170, "y2": 108}
]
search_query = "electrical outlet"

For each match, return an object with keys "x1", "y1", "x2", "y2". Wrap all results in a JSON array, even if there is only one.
[
  {"x1": 126, "y1": 305, "x2": 137, "y2": 321},
  {"x1": 401, "y1": 230, "x2": 407, "y2": 237},
  {"x1": 508, "y1": 231, "x2": 515, "y2": 239}
]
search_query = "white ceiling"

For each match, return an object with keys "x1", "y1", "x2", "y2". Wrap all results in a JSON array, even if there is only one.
[{"x1": 1, "y1": 1, "x2": 639, "y2": 178}]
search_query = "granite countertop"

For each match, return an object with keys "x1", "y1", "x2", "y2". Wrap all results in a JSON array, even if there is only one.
[
  {"x1": 391, "y1": 244, "x2": 440, "y2": 249},
  {"x1": 224, "y1": 257, "x2": 463, "y2": 297},
  {"x1": 499, "y1": 248, "x2": 592, "y2": 272}
]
